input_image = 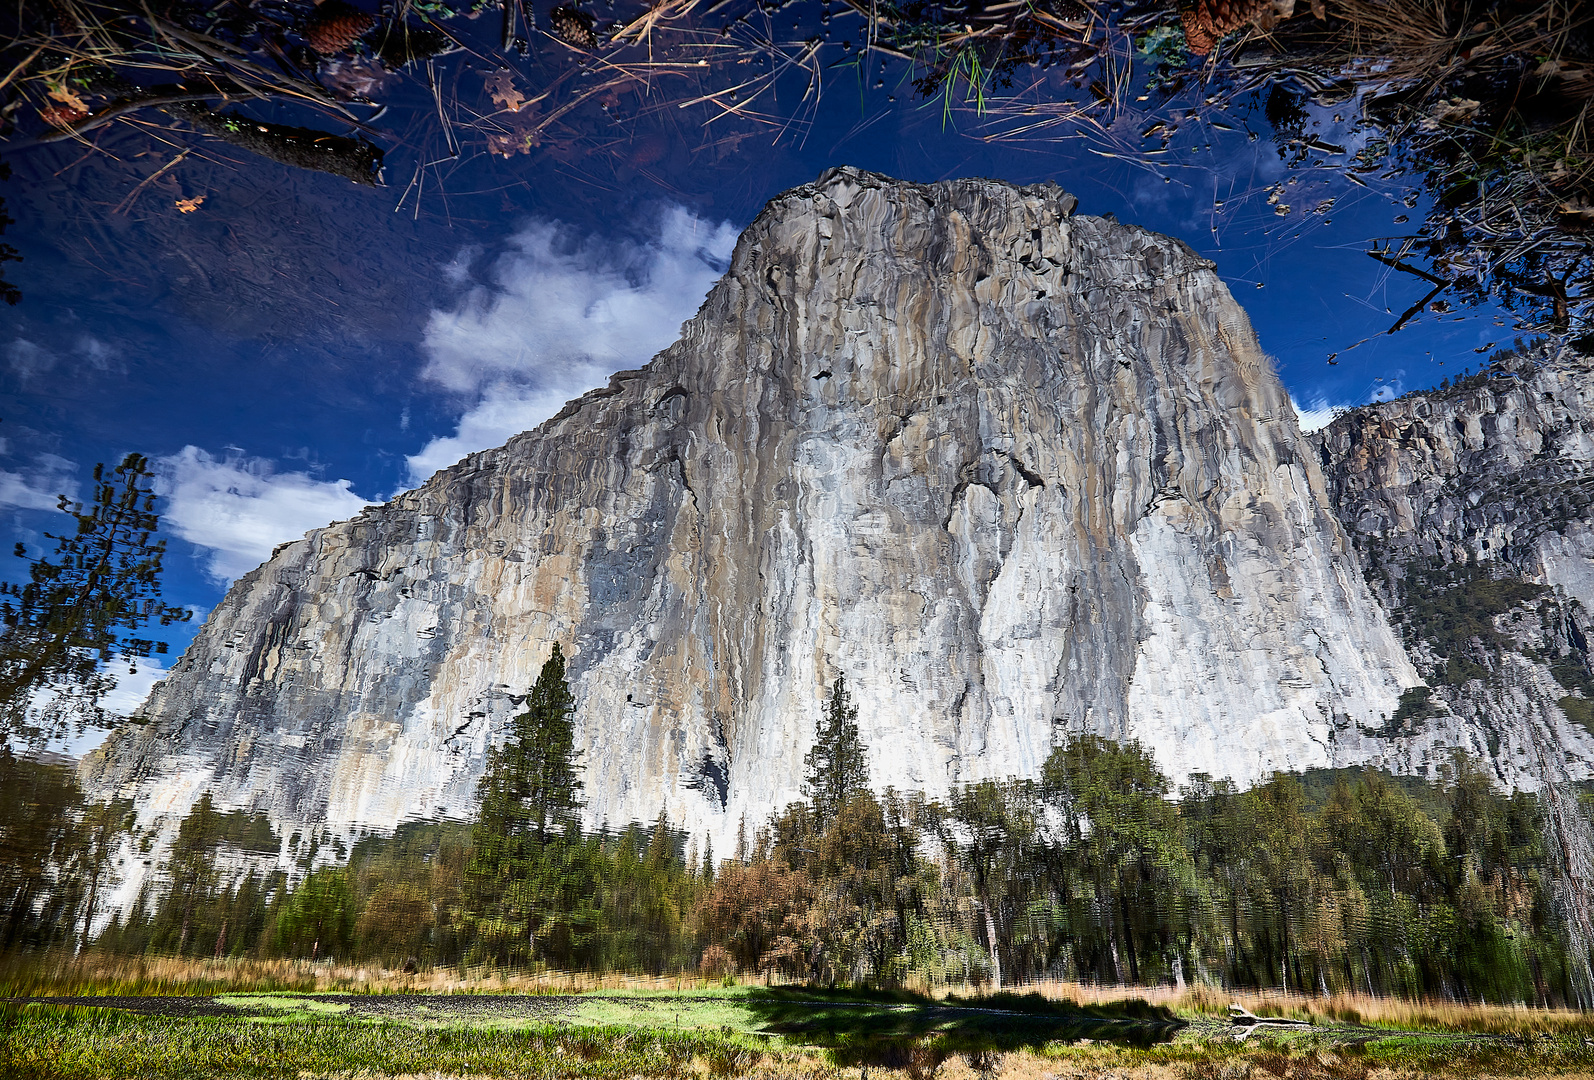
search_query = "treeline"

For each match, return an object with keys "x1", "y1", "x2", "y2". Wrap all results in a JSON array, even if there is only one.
[
  {"x1": 0, "y1": 753, "x2": 696, "y2": 972},
  {"x1": 2, "y1": 654, "x2": 1589, "y2": 1007},
  {"x1": 0, "y1": 752, "x2": 133, "y2": 954}
]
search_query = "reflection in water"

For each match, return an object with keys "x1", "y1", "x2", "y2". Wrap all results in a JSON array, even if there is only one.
[
  {"x1": 3, "y1": 0, "x2": 1589, "y2": 334},
  {"x1": 2, "y1": 0, "x2": 1593, "y2": 1008}
]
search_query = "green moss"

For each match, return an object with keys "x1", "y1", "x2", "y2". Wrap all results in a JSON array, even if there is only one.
[
  {"x1": 215, "y1": 993, "x2": 352, "y2": 1016},
  {"x1": 1551, "y1": 658, "x2": 1594, "y2": 698},
  {"x1": 560, "y1": 995, "x2": 768, "y2": 1034},
  {"x1": 1392, "y1": 560, "x2": 1544, "y2": 685},
  {"x1": 1389, "y1": 686, "x2": 1444, "y2": 730},
  {"x1": 1560, "y1": 695, "x2": 1594, "y2": 737}
]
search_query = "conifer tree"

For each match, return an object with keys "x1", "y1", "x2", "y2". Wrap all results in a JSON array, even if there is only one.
[
  {"x1": 465, "y1": 643, "x2": 586, "y2": 966},
  {"x1": 803, "y1": 672, "x2": 870, "y2": 832},
  {"x1": 476, "y1": 644, "x2": 585, "y2": 846},
  {"x1": 167, "y1": 793, "x2": 225, "y2": 954},
  {"x1": 645, "y1": 808, "x2": 673, "y2": 875},
  {"x1": 0, "y1": 453, "x2": 189, "y2": 746},
  {"x1": 74, "y1": 795, "x2": 135, "y2": 951},
  {"x1": 274, "y1": 865, "x2": 355, "y2": 961}
]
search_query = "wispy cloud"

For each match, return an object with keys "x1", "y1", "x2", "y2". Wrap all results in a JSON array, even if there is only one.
[
  {"x1": 6, "y1": 339, "x2": 57, "y2": 382},
  {"x1": 5, "y1": 335, "x2": 122, "y2": 383},
  {"x1": 76, "y1": 335, "x2": 122, "y2": 373},
  {"x1": 0, "y1": 453, "x2": 78, "y2": 511},
  {"x1": 157, "y1": 447, "x2": 372, "y2": 583},
  {"x1": 406, "y1": 205, "x2": 738, "y2": 486}
]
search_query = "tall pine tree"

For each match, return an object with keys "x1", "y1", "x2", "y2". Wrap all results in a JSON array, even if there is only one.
[
  {"x1": 803, "y1": 672, "x2": 870, "y2": 833},
  {"x1": 0, "y1": 453, "x2": 190, "y2": 746},
  {"x1": 465, "y1": 643, "x2": 587, "y2": 966}
]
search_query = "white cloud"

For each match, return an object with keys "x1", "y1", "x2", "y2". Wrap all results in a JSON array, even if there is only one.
[
  {"x1": 0, "y1": 453, "x2": 78, "y2": 511},
  {"x1": 407, "y1": 205, "x2": 738, "y2": 486},
  {"x1": 1368, "y1": 374, "x2": 1405, "y2": 403},
  {"x1": 29, "y1": 656, "x2": 169, "y2": 760},
  {"x1": 98, "y1": 655, "x2": 168, "y2": 718},
  {"x1": 404, "y1": 381, "x2": 599, "y2": 482},
  {"x1": 1290, "y1": 396, "x2": 1348, "y2": 433},
  {"x1": 158, "y1": 446, "x2": 373, "y2": 583},
  {"x1": 6, "y1": 339, "x2": 57, "y2": 382},
  {"x1": 76, "y1": 335, "x2": 122, "y2": 373}
]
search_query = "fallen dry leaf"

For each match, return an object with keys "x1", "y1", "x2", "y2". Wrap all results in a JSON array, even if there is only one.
[
  {"x1": 485, "y1": 69, "x2": 527, "y2": 112},
  {"x1": 39, "y1": 103, "x2": 88, "y2": 127},
  {"x1": 47, "y1": 82, "x2": 89, "y2": 112},
  {"x1": 175, "y1": 196, "x2": 205, "y2": 213},
  {"x1": 487, "y1": 131, "x2": 530, "y2": 157}
]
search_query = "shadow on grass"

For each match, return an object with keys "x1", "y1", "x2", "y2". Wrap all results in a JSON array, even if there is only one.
[{"x1": 738, "y1": 986, "x2": 1184, "y2": 1068}]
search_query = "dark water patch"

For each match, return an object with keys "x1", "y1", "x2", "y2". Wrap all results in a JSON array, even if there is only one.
[
  {"x1": 300, "y1": 992, "x2": 578, "y2": 1023},
  {"x1": 6, "y1": 994, "x2": 251, "y2": 1018},
  {"x1": 739, "y1": 986, "x2": 1185, "y2": 1057}
]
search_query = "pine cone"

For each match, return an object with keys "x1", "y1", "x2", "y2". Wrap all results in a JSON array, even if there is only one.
[
  {"x1": 1180, "y1": 0, "x2": 1267, "y2": 55},
  {"x1": 549, "y1": 6, "x2": 597, "y2": 49},
  {"x1": 306, "y1": 1, "x2": 377, "y2": 56}
]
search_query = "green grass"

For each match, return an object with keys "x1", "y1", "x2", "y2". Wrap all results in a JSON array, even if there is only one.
[
  {"x1": 214, "y1": 993, "x2": 353, "y2": 1017},
  {"x1": 0, "y1": 1004, "x2": 790, "y2": 1080},
  {"x1": 561, "y1": 994, "x2": 767, "y2": 1034},
  {"x1": 3, "y1": 987, "x2": 1591, "y2": 1079},
  {"x1": 1109, "y1": 1030, "x2": 1594, "y2": 1079}
]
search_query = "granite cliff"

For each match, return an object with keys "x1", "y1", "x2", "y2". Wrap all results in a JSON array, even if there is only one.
[
  {"x1": 1311, "y1": 344, "x2": 1594, "y2": 787},
  {"x1": 89, "y1": 169, "x2": 1461, "y2": 889}
]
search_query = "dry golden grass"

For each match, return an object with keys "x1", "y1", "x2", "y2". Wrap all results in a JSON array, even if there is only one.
[
  {"x1": 1, "y1": 951, "x2": 314, "y2": 997},
  {"x1": 0, "y1": 949, "x2": 736, "y2": 997},
  {"x1": 1008, "y1": 978, "x2": 1594, "y2": 1037}
]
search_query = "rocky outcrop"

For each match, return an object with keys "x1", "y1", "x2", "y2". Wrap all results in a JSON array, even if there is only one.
[
  {"x1": 85, "y1": 168, "x2": 1421, "y2": 888},
  {"x1": 1311, "y1": 345, "x2": 1594, "y2": 787},
  {"x1": 1313, "y1": 347, "x2": 1594, "y2": 595}
]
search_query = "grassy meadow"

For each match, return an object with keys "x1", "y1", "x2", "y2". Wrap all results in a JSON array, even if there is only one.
[{"x1": 3, "y1": 957, "x2": 1593, "y2": 1079}]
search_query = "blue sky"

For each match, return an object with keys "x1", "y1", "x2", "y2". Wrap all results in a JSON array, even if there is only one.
[{"x1": 0, "y1": 58, "x2": 1516, "y2": 728}]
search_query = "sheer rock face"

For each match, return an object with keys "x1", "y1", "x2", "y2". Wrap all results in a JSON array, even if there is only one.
[
  {"x1": 1311, "y1": 349, "x2": 1594, "y2": 786},
  {"x1": 1312, "y1": 350, "x2": 1594, "y2": 598},
  {"x1": 84, "y1": 168, "x2": 1418, "y2": 866}
]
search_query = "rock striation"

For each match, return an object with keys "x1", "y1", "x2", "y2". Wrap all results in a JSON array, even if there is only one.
[
  {"x1": 1311, "y1": 345, "x2": 1594, "y2": 787},
  {"x1": 86, "y1": 168, "x2": 1422, "y2": 887},
  {"x1": 1313, "y1": 347, "x2": 1594, "y2": 598}
]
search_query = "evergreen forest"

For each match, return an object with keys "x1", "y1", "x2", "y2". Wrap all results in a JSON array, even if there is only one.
[{"x1": 3, "y1": 651, "x2": 1592, "y2": 1009}]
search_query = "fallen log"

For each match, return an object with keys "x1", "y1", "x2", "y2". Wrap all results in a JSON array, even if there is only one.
[{"x1": 1229, "y1": 1003, "x2": 1314, "y2": 1040}]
